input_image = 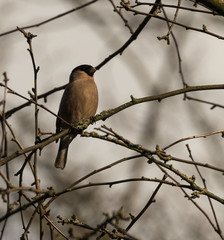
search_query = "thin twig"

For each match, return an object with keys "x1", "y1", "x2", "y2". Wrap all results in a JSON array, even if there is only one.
[
  {"x1": 17, "y1": 26, "x2": 44, "y2": 240},
  {"x1": 121, "y1": 7, "x2": 224, "y2": 40},
  {"x1": 156, "y1": 163, "x2": 224, "y2": 240},
  {"x1": 95, "y1": 0, "x2": 162, "y2": 70},
  {"x1": 133, "y1": 1, "x2": 221, "y2": 15},
  {"x1": 164, "y1": 129, "x2": 224, "y2": 150},
  {"x1": 5, "y1": 83, "x2": 67, "y2": 119},
  {"x1": 45, "y1": 155, "x2": 142, "y2": 208},
  {"x1": 168, "y1": 156, "x2": 224, "y2": 173},
  {"x1": 160, "y1": 5, "x2": 187, "y2": 87},
  {"x1": 108, "y1": 0, "x2": 134, "y2": 34},
  {"x1": 186, "y1": 144, "x2": 222, "y2": 236},
  {"x1": 0, "y1": 83, "x2": 71, "y2": 128},
  {"x1": 20, "y1": 191, "x2": 69, "y2": 240},
  {"x1": 186, "y1": 95, "x2": 224, "y2": 109},
  {"x1": 125, "y1": 175, "x2": 167, "y2": 232},
  {"x1": 0, "y1": 0, "x2": 99, "y2": 37},
  {"x1": 1, "y1": 83, "x2": 224, "y2": 167},
  {"x1": 0, "y1": 72, "x2": 9, "y2": 240},
  {"x1": 109, "y1": 222, "x2": 139, "y2": 240}
]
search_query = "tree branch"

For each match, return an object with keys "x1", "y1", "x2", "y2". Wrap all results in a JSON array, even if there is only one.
[
  {"x1": 1, "y1": 83, "x2": 224, "y2": 167},
  {"x1": 196, "y1": 0, "x2": 224, "y2": 15},
  {"x1": 0, "y1": 0, "x2": 98, "y2": 37},
  {"x1": 95, "y1": 0, "x2": 162, "y2": 70}
]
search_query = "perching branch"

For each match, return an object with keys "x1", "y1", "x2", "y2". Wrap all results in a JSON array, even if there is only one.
[{"x1": 1, "y1": 83, "x2": 224, "y2": 167}]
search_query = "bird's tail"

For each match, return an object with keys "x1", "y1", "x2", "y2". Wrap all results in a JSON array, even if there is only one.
[
  {"x1": 55, "y1": 134, "x2": 74, "y2": 169},
  {"x1": 55, "y1": 143, "x2": 68, "y2": 169}
]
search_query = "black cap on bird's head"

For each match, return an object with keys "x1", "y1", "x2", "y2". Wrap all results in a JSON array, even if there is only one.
[
  {"x1": 73, "y1": 64, "x2": 96, "y2": 76},
  {"x1": 69, "y1": 64, "x2": 96, "y2": 83}
]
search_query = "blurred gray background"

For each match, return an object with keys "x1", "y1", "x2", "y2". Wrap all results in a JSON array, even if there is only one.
[{"x1": 0, "y1": 0, "x2": 224, "y2": 239}]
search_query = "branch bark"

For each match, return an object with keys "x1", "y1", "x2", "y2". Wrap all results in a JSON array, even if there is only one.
[
  {"x1": 196, "y1": 0, "x2": 224, "y2": 15},
  {"x1": 1, "y1": 83, "x2": 224, "y2": 167}
]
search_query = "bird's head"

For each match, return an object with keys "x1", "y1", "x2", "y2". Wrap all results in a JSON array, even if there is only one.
[{"x1": 69, "y1": 64, "x2": 96, "y2": 83}]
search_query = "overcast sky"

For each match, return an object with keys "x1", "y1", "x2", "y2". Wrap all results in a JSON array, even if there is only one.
[{"x1": 1, "y1": 1, "x2": 224, "y2": 239}]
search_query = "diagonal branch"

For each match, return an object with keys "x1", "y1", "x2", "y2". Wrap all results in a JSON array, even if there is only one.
[
  {"x1": 1, "y1": 83, "x2": 224, "y2": 167},
  {"x1": 0, "y1": 0, "x2": 98, "y2": 37},
  {"x1": 5, "y1": 84, "x2": 67, "y2": 119},
  {"x1": 125, "y1": 175, "x2": 167, "y2": 232},
  {"x1": 122, "y1": 6, "x2": 224, "y2": 40},
  {"x1": 195, "y1": 0, "x2": 224, "y2": 15},
  {"x1": 95, "y1": 0, "x2": 161, "y2": 70}
]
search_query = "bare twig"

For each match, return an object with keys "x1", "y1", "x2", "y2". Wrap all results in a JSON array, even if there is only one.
[
  {"x1": 186, "y1": 95, "x2": 224, "y2": 109},
  {"x1": 134, "y1": 1, "x2": 222, "y2": 15},
  {"x1": 0, "y1": 83, "x2": 71, "y2": 127},
  {"x1": 1, "y1": 83, "x2": 224, "y2": 167},
  {"x1": 45, "y1": 155, "x2": 142, "y2": 208},
  {"x1": 95, "y1": 0, "x2": 162, "y2": 70},
  {"x1": 5, "y1": 83, "x2": 67, "y2": 119},
  {"x1": 0, "y1": 72, "x2": 9, "y2": 239},
  {"x1": 164, "y1": 129, "x2": 224, "y2": 150},
  {"x1": 159, "y1": 0, "x2": 181, "y2": 44},
  {"x1": 82, "y1": 127, "x2": 224, "y2": 204},
  {"x1": 108, "y1": 0, "x2": 134, "y2": 34},
  {"x1": 160, "y1": 5, "x2": 187, "y2": 87},
  {"x1": 0, "y1": 0, "x2": 99, "y2": 37},
  {"x1": 125, "y1": 175, "x2": 167, "y2": 232},
  {"x1": 121, "y1": 7, "x2": 224, "y2": 40},
  {"x1": 17, "y1": 26, "x2": 45, "y2": 239},
  {"x1": 156, "y1": 163, "x2": 224, "y2": 239},
  {"x1": 186, "y1": 145, "x2": 222, "y2": 236}
]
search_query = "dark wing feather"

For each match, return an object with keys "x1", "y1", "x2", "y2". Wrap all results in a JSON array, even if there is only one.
[{"x1": 56, "y1": 112, "x2": 61, "y2": 143}]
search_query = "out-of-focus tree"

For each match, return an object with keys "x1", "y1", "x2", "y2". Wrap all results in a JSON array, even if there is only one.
[{"x1": 0, "y1": 1, "x2": 224, "y2": 239}]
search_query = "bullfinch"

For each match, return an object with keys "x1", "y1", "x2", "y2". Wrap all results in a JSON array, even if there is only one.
[{"x1": 55, "y1": 64, "x2": 98, "y2": 169}]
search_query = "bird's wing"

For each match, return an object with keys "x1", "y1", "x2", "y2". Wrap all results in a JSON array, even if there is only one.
[{"x1": 56, "y1": 113, "x2": 61, "y2": 134}]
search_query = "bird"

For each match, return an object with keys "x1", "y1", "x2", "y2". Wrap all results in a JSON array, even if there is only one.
[{"x1": 55, "y1": 64, "x2": 98, "y2": 169}]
